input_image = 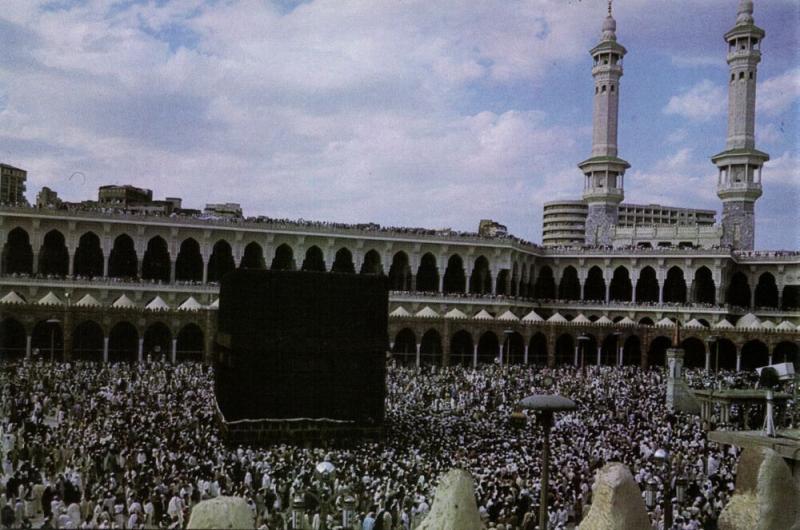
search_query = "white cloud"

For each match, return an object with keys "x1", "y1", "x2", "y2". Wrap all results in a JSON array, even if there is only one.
[
  {"x1": 626, "y1": 148, "x2": 719, "y2": 208},
  {"x1": 663, "y1": 80, "x2": 726, "y2": 122},
  {"x1": 758, "y1": 68, "x2": 800, "y2": 116},
  {"x1": 764, "y1": 151, "x2": 800, "y2": 186}
]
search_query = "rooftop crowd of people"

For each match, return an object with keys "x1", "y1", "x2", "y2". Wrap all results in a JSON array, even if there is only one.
[{"x1": 0, "y1": 359, "x2": 767, "y2": 530}]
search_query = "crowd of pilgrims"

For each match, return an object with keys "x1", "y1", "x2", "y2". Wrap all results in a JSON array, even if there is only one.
[{"x1": 0, "y1": 360, "x2": 747, "y2": 530}]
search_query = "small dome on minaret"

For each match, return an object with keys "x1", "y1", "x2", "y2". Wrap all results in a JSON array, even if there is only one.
[
  {"x1": 737, "y1": 0, "x2": 754, "y2": 25},
  {"x1": 601, "y1": 1, "x2": 617, "y2": 41}
]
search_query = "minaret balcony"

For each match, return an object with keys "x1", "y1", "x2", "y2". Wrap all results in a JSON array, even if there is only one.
[
  {"x1": 592, "y1": 64, "x2": 623, "y2": 76},
  {"x1": 582, "y1": 187, "x2": 624, "y2": 203}
]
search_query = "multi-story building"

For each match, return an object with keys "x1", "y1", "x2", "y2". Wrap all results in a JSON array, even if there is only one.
[
  {"x1": 543, "y1": 201, "x2": 717, "y2": 248},
  {"x1": 0, "y1": 164, "x2": 27, "y2": 205},
  {"x1": 0, "y1": 1, "x2": 797, "y2": 371}
]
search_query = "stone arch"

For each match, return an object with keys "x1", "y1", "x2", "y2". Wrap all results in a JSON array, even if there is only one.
[
  {"x1": 442, "y1": 255, "x2": 466, "y2": 294},
  {"x1": 622, "y1": 335, "x2": 641, "y2": 366},
  {"x1": 741, "y1": 340, "x2": 769, "y2": 371},
  {"x1": 240, "y1": 242, "x2": 266, "y2": 269},
  {"x1": 469, "y1": 256, "x2": 492, "y2": 295},
  {"x1": 108, "y1": 321, "x2": 139, "y2": 363},
  {"x1": 505, "y1": 332, "x2": 525, "y2": 365},
  {"x1": 648, "y1": 336, "x2": 672, "y2": 368},
  {"x1": 2, "y1": 227, "x2": 33, "y2": 275},
  {"x1": 392, "y1": 328, "x2": 417, "y2": 366},
  {"x1": 176, "y1": 323, "x2": 204, "y2": 362},
  {"x1": 360, "y1": 249, "x2": 383, "y2": 275},
  {"x1": 534, "y1": 265, "x2": 556, "y2": 299},
  {"x1": 584, "y1": 266, "x2": 605, "y2": 302},
  {"x1": 73, "y1": 231, "x2": 104, "y2": 278},
  {"x1": 175, "y1": 238, "x2": 203, "y2": 282},
  {"x1": 388, "y1": 251, "x2": 412, "y2": 291},
  {"x1": 528, "y1": 333, "x2": 548, "y2": 365},
  {"x1": 509, "y1": 263, "x2": 519, "y2": 297},
  {"x1": 609, "y1": 266, "x2": 632, "y2": 302},
  {"x1": 558, "y1": 266, "x2": 581, "y2": 301},
  {"x1": 716, "y1": 338, "x2": 737, "y2": 370},
  {"x1": 639, "y1": 317, "x2": 654, "y2": 326},
  {"x1": 782, "y1": 285, "x2": 800, "y2": 310},
  {"x1": 681, "y1": 337, "x2": 706, "y2": 369},
  {"x1": 477, "y1": 331, "x2": 499, "y2": 364},
  {"x1": 753, "y1": 272, "x2": 778, "y2": 308},
  {"x1": 726, "y1": 272, "x2": 751, "y2": 308},
  {"x1": 773, "y1": 341, "x2": 799, "y2": 371},
  {"x1": 0, "y1": 317, "x2": 27, "y2": 361},
  {"x1": 72, "y1": 320, "x2": 104, "y2": 361},
  {"x1": 331, "y1": 248, "x2": 355, "y2": 274},
  {"x1": 495, "y1": 269, "x2": 510, "y2": 296},
  {"x1": 108, "y1": 234, "x2": 137, "y2": 278},
  {"x1": 415, "y1": 253, "x2": 439, "y2": 292},
  {"x1": 578, "y1": 333, "x2": 598, "y2": 366},
  {"x1": 450, "y1": 330, "x2": 473, "y2": 367},
  {"x1": 38, "y1": 229, "x2": 69, "y2": 276},
  {"x1": 143, "y1": 322, "x2": 172, "y2": 361},
  {"x1": 301, "y1": 245, "x2": 326, "y2": 272},
  {"x1": 636, "y1": 266, "x2": 659, "y2": 303},
  {"x1": 663, "y1": 266, "x2": 687, "y2": 303},
  {"x1": 141, "y1": 236, "x2": 171, "y2": 282},
  {"x1": 31, "y1": 319, "x2": 64, "y2": 362},
  {"x1": 555, "y1": 334, "x2": 574, "y2": 366},
  {"x1": 207, "y1": 240, "x2": 235, "y2": 282},
  {"x1": 271, "y1": 243, "x2": 295, "y2": 271},
  {"x1": 600, "y1": 334, "x2": 620, "y2": 365},
  {"x1": 420, "y1": 329, "x2": 443, "y2": 366},
  {"x1": 693, "y1": 266, "x2": 716, "y2": 305}
]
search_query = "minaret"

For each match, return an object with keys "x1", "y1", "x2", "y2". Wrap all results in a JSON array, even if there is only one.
[
  {"x1": 712, "y1": 0, "x2": 769, "y2": 250},
  {"x1": 579, "y1": 1, "x2": 630, "y2": 247}
]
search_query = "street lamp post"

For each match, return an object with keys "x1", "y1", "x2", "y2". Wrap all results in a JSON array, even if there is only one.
[
  {"x1": 519, "y1": 394, "x2": 577, "y2": 530},
  {"x1": 705, "y1": 335, "x2": 718, "y2": 375},
  {"x1": 342, "y1": 495, "x2": 356, "y2": 529},
  {"x1": 503, "y1": 328, "x2": 514, "y2": 367},
  {"x1": 46, "y1": 318, "x2": 60, "y2": 363},
  {"x1": 290, "y1": 495, "x2": 306, "y2": 530},
  {"x1": 315, "y1": 461, "x2": 336, "y2": 530},
  {"x1": 577, "y1": 334, "x2": 590, "y2": 372},
  {"x1": 648, "y1": 447, "x2": 688, "y2": 530},
  {"x1": 611, "y1": 331, "x2": 623, "y2": 366}
]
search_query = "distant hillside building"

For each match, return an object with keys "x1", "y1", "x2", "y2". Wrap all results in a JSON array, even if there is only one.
[
  {"x1": 98, "y1": 185, "x2": 153, "y2": 206},
  {"x1": 36, "y1": 186, "x2": 61, "y2": 208},
  {"x1": 478, "y1": 219, "x2": 508, "y2": 238},
  {"x1": 204, "y1": 203, "x2": 243, "y2": 219},
  {"x1": 0, "y1": 164, "x2": 28, "y2": 205}
]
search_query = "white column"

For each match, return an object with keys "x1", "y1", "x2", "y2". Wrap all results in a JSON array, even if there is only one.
[
  {"x1": 574, "y1": 345, "x2": 579, "y2": 367},
  {"x1": 26, "y1": 335, "x2": 32, "y2": 359},
  {"x1": 523, "y1": 344, "x2": 529, "y2": 365},
  {"x1": 605, "y1": 282, "x2": 611, "y2": 304},
  {"x1": 618, "y1": 346, "x2": 623, "y2": 366},
  {"x1": 138, "y1": 338, "x2": 144, "y2": 363},
  {"x1": 658, "y1": 281, "x2": 664, "y2": 304},
  {"x1": 736, "y1": 350, "x2": 742, "y2": 372},
  {"x1": 596, "y1": 346, "x2": 602, "y2": 366},
  {"x1": 705, "y1": 350, "x2": 711, "y2": 373},
  {"x1": 103, "y1": 337, "x2": 109, "y2": 363},
  {"x1": 473, "y1": 344, "x2": 478, "y2": 369},
  {"x1": 768, "y1": 353, "x2": 773, "y2": 366},
  {"x1": 171, "y1": 338, "x2": 177, "y2": 364},
  {"x1": 499, "y1": 342, "x2": 504, "y2": 366},
  {"x1": 415, "y1": 343, "x2": 421, "y2": 368}
]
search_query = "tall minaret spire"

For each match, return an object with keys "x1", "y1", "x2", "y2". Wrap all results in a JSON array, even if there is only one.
[
  {"x1": 711, "y1": 0, "x2": 769, "y2": 250},
  {"x1": 579, "y1": 2, "x2": 630, "y2": 247}
]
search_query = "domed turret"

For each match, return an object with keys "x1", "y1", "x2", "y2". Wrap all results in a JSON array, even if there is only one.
[
  {"x1": 601, "y1": 2, "x2": 617, "y2": 41},
  {"x1": 737, "y1": 0, "x2": 754, "y2": 25}
]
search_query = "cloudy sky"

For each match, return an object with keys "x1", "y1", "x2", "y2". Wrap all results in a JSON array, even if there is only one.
[{"x1": 0, "y1": 0, "x2": 797, "y2": 249}]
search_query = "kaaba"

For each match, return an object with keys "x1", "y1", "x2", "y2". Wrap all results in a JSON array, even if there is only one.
[{"x1": 214, "y1": 269, "x2": 388, "y2": 443}]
